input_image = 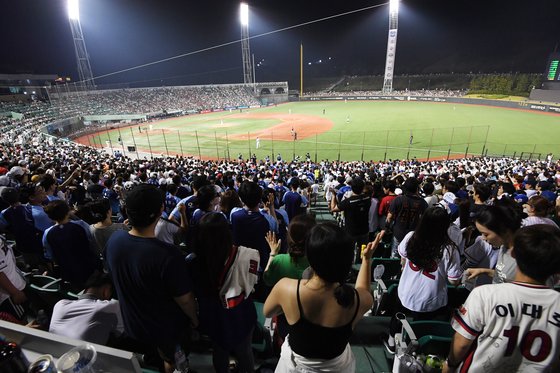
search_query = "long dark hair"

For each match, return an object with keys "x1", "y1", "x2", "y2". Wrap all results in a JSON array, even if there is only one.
[
  {"x1": 475, "y1": 198, "x2": 522, "y2": 238},
  {"x1": 306, "y1": 222, "x2": 355, "y2": 308},
  {"x1": 287, "y1": 214, "x2": 316, "y2": 262},
  {"x1": 196, "y1": 212, "x2": 232, "y2": 296},
  {"x1": 406, "y1": 206, "x2": 455, "y2": 270}
]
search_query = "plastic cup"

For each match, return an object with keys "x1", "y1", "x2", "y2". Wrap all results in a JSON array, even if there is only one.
[{"x1": 56, "y1": 344, "x2": 97, "y2": 373}]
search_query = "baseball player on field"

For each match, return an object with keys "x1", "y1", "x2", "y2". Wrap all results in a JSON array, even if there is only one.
[{"x1": 444, "y1": 224, "x2": 560, "y2": 372}]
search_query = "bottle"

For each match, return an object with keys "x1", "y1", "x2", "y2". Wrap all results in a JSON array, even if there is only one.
[
  {"x1": 0, "y1": 340, "x2": 29, "y2": 373},
  {"x1": 174, "y1": 345, "x2": 189, "y2": 373}
]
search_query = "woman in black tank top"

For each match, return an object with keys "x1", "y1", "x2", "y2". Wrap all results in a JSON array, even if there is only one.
[{"x1": 264, "y1": 222, "x2": 385, "y2": 371}]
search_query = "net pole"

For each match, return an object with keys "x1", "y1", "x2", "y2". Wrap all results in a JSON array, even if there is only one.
[
  {"x1": 292, "y1": 133, "x2": 296, "y2": 161},
  {"x1": 271, "y1": 131, "x2": 274, "y2": 162},
  {"x1": 447, "y1": 127, "x2": 455, "y2": 160},
  {"x1": 129, "y1": 127, "x2": 140, "y2": 159},
  {"x1": 104, "y1": 123, "x2": 114, "y2": 155},
  {"x1": 247, "y1": 132, "x2": 252, "y2": 159},
  {"x1": 195, "y1": 130, "x2": 202, "y2": 160},
  {"x1": 225, "y1": 131, "x2": 230, "y2": 161},
  {"x1": 161, "y1": 129, "x2": 170, "y2": 157},
  {"x1": 407, "y1": 130, "x2": 412, "y2": 160},
  {"x1": 481, "y1": 125, "x2": 490, "y2": 156},
  {"x1": 384, "y1": 130, "x2": 389, "y2": 161},
  {"x1": 145, "y1": 127, "x2": 153, "y2": 159},
  {"x1": 117, "y1": 127, "x2": 126, "y2": 155},
  {"x1": 361, "y1": 131, "x2": 366, "y2": 161},
  {"x1": 529, "y1": 144, "x2": 537, "y2": 160},
  {"x1": 465, "y1": 126, "x2": 473, "y2": 158},
  {"x1": 315, "y1": 133, "x2": 318, "y2": 163},
  {"x1": 177, "y1": 130, "x2": 184, "y2": 157},
  {"x1": 337, "y1": 132, "x2": 341, "y2": 162},
  {"x1": 427, "y1": 128, "x2": 434, "y2": 161},
  {"x1": 214, "y1": 131, "x2": 220, "y2": 160}
]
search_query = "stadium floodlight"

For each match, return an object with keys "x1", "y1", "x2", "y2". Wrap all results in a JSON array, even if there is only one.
[
  {"x1": 390, "y1": 0, "x2": 399, "y2": 14},
  {"x1": 382, "y1": 0, "x2": 400, "y2": 93},
  {"x1": 67, "y1": 0, "x2": 80, "y2": 21},
  {"x1": 67, "y1": 0, "x2": 95, "y2": 90},
  {"x1": 240, "y1": 2, "x2": 253, "y2": 85},
  {"x1": 240, "y1": 3, "x2": 249, "y2": 26}
]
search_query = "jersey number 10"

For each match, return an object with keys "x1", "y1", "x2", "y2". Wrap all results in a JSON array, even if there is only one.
[{"x1": 503, "y1": 326, "x2": 552, "y2": 362}]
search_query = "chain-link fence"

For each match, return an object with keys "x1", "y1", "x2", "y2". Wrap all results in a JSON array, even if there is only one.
[{"x1": 74, "y1": 123, "x2": 553, "y2": 162}]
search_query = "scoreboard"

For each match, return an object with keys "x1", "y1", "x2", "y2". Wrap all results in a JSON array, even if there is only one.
[{"x1": 546, "y1": 53, "x2": 560, "y2": 81}]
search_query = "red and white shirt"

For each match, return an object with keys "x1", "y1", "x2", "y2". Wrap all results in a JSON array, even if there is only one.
[
  {"x1": 218, "y1": 245, "x2": 260, "y2": 309},
  {"x1": 0, "y1": 236, "x2": 26, "y2": 305},
  {"x1": 397, "y1": 231, "x2": 462, "y2": 312},
  {"x1": 452, "y1": 282, "x2": 560, "y2": 372}
]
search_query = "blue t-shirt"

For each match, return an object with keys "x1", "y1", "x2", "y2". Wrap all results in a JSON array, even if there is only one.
[
  {"x1": 29, "y1": 205, "x2": 54, "y2": 232},
  {"x1": 282, "y1": 191, "x2": 308, "y2": 220},
  {"x1": 102, "y1": 188, "x2": 120, "y2": 215},
  {"x1": 164, "y1": 192, "x2": 180, "y2": 217},
  {"x1": 105, "y1": 231, "x2": 193, "y2": 346},
  {"x1": 1, "y1": 204, "x2": 53, "y2": 255},
  {"x1": 43, "y1": 220, "x2": 100, "y2": 285},
  {"x1": 170, "y1": 195, "x2": 198, "y2": 224},
  {"x1": 231, "y1": 208, "x2": 275, "y2": 271}
]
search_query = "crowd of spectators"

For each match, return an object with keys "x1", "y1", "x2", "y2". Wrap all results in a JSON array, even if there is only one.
[
  {"x1": 0, "y1": 122, "x2": 559, "y2": 371},
  {"x1": 0, "y1": 85, "x2": 261, "y2": 145},
  {"x1": 51, "y1": 86, "x2": 261, "y2": 116},
  {"x1": 306, "y1": 89, "x2": 467, "y2": 97}
]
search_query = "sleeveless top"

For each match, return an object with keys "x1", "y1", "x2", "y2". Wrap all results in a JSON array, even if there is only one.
[{"x1": 288, "y1": 279, "x2": 360, "y2": 360}]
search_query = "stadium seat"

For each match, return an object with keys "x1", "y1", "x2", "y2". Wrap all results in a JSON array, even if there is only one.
[
  {"x1": 371, "y1": 257, "x2": 402, "y2": 281},
  {"x1": 394, "y1": 318, "x2": 454, "y2": 358},
  {"x1": 372, "y1": 280, "x2": 400, "y2": 316},
  {"x1": 28, "y1": 275, "x2": 65, "y2": 312},
  {"x1": 350, "y1": 257, "x2": 402, "y2": 284},
  {"x1": 447, "y1": 284, "x2": 470, "y2": 309},
  {"x1": 351, "y1": 315, "x2": 409, "y2": 373},
  {"x1": 252, "y1": 301, "x2": 273, "y2": 357}
]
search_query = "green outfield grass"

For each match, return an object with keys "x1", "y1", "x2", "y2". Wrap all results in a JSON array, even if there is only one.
[{"x1": 89, "y1": 101, "x2": 560, "y2": 161}]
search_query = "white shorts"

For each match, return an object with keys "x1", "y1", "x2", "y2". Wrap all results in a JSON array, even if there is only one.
[{"x1": 274, "y1": 335, "x2": 355, "y2": 373}]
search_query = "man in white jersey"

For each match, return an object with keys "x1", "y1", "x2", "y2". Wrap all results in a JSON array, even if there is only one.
[{"x1": 444, "y1": 224, "x2": 560, "y2": 372}]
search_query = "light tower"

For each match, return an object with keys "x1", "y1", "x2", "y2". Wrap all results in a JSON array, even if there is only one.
[
  {"x1": 382, "y1": 0, "x2": 399, "y2": 93},
  {"x1": 240, "y1": 3, "x2": 253, "y2": 85},
  {"x1": 67, "y1": 0, "x2": 95, "y2": 90}
]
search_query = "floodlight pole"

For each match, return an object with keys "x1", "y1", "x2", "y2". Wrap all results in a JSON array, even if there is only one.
[
  {"x1": 252, "y1": 54, "x2": 257, "y2": 94},
  {"x1": 382, "y1": 0, "x2": 399, "y2": 94},
  {"x1": 68, "y1": 0, "x2": 95, "y2": 91},
  {"x1": 240, "y1": 3, "x2": 254, "y2": 85}
]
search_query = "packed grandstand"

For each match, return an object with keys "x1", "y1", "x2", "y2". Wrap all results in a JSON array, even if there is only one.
[{"x1": 0, "y1": 82, "x2": 559, "y2": 373}]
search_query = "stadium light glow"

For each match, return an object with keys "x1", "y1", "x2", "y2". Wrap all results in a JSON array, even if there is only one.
[
  {"x1": 240, "y1": 3, "x2": 249, "y2": 26},
  {"x1": 390, "y1": 0, "x2": 399, "y2": 14},
  {"x1": 68, "y1": 0, "x2": 80, "y2": 21}
]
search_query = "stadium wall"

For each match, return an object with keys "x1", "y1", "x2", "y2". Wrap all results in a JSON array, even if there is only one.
[
  {"x1": 301, "y1": 95, "x2": 560, "y2": 114},
  {"x1": 83, "y1": 114, "x2": 147, "y2": 122},
  {"x1": 529, "y1": 89, "x2": 560, "y2": 104}
]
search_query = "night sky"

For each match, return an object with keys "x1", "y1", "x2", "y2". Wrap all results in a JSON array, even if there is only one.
[{"x1": 1, "y1": 0, "x2": 559, "y2": 88}]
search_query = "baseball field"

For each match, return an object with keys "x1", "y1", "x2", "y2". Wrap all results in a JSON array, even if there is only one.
[{"x1": 78, "y1": 101, "x2": 560, "y2": 161}]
